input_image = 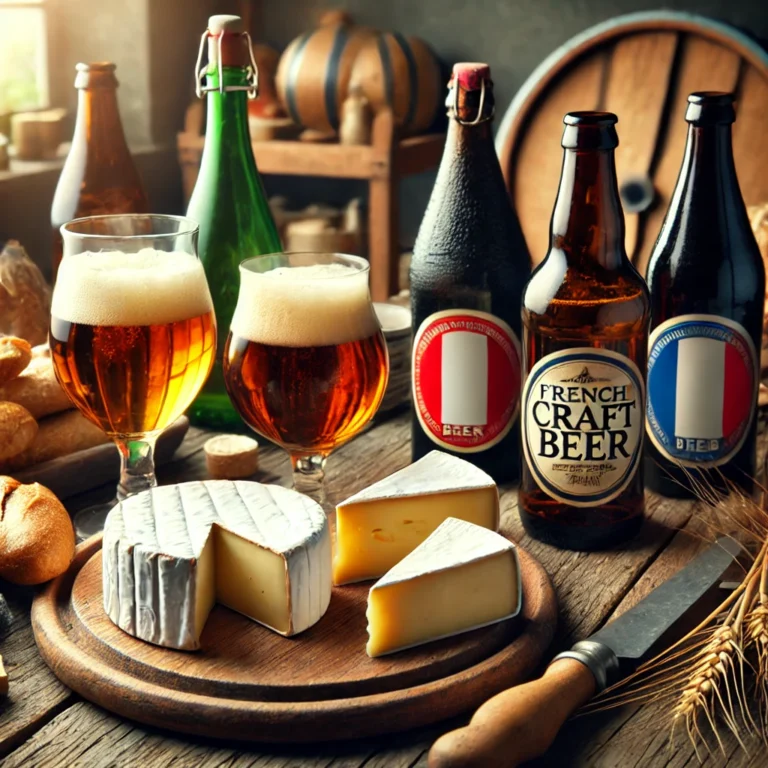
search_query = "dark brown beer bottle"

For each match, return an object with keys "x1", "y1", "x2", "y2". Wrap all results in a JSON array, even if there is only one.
[
  {"x1": 410, "y1": 63, "x2": 531, "y2": 484},
  {"x1": 645, "y1": 93, "x2": 764, "y2": 498},
  {"x1": 51, "y1": 63, "x2": 148, "y2": 279},
  {"x1": 519, "y1": 112, "x2": 649, "y2": 550}
]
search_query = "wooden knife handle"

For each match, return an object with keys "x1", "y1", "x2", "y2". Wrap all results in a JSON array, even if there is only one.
[{"x1": 428, "y1": 658, "x2": 596, "y2": 768}]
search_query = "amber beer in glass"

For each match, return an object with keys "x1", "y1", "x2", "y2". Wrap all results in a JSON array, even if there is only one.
[
  {"x1": 224, "y1": 253, "x2": 389, "y2": 497},
  {"x1": 51, "y1": 215, "x2": 216, "y2": 538},
  {"x1": 519, "y1": 113, "x2": 650, "y2": 550}
]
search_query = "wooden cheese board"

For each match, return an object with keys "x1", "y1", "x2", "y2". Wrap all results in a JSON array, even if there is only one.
[{"x1": 31, "y1": 528, "x2": 556, "y2": 743}]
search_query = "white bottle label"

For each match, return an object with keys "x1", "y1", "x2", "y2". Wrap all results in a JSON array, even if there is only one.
[
  {"x1": 412, "y1": 309, "x2": 522, "y2": 453},
  {"x1": 522, "y1": 348, "x2": 644, "y2": 506}
]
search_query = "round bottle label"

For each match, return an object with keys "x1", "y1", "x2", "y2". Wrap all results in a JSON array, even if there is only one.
[
  {"x1": 522, "y1": 348, "x2": 644, "y2": 507},
  {"x1": 646, "y1": 314, "x2": 757, "y2": 468},
  {"x1": 412, "y1": 309, "x2": 522, "y2": 453}
]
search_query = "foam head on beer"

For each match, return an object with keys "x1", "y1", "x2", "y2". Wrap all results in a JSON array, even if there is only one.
[
  {"x1": 231, "y1": 263, "x2": 380, "y2": 347},
  {"x1": 52, "y1": 249, "x2": 214, "y2": 326}
]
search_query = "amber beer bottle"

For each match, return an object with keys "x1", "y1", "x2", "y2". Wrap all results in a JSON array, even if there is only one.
[
  {"x1": 519, "y1": 113, "x2": 649, "y2": 550},
  {"x1": 410, "y1": 63, "x2": 531, "y2": 483},
  {"x1": 645, "y1": 93, "x2": 764, "y2": 498},
  {"x1": 51, "y1": 63, "x2": 148, "y2": 279}
]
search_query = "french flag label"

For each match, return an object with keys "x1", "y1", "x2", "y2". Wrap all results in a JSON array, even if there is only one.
[
  {"x1": 412, "y1": 310, "x2": 522, "y2": 453},
  {"x1": 521, "y1": 348, "x2": 644, "y2": 507},
  {"x1": 646, "y1": 314, "x2": 757, "y2": 468}
]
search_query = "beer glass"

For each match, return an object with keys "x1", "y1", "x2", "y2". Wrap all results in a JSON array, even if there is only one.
[
  {"x1": 224, "y1": 252, "x2": 389, "y2": 502},
  {"x1": 51, "y1": 214, "x2": 216, "y2": 539}
]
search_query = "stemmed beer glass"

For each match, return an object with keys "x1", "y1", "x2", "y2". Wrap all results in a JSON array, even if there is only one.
[
  {"x1": 223, "y1": 252, "x2": 389, "y2": 503},
  {"x1": 50, "y1": 214, "x2": 216, "y2": 539}
]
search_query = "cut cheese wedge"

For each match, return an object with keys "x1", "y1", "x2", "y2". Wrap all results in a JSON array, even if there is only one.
[
  {"x1": 366, "y1": 517, "x2": 521, "y2": 657},
  {"x1": 102, "y1": 480, "x2": 331, "y2": 650},
  {"x1": 333, "y1": 451, "x2": 499, "y2": 585}
]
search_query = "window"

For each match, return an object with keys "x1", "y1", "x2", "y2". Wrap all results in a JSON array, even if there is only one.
[{"x1": 0, "y1": 0, "x2": 48, "y2": 114}]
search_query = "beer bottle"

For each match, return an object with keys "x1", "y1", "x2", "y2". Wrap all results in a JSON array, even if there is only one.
[
  {"x1": 645, "y1": 93, "x2": 764, "y2": 498},
  {"x1": 187, "y1": 15, "x2": 282, "y2": 429},
  {"x1": 519, "y1": 113, "x2": 649, "y2": 550},
  {"x1": 410, "y1": 63, "x2": 531, "y2": 483},
  {"x1": 51, "y1": 63, "x2": 148, "y2": 280}
]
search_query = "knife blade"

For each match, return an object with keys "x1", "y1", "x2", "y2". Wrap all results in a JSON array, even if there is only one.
[{"x1": 428, "y1": 537, "x2": 740, "y2": 768}]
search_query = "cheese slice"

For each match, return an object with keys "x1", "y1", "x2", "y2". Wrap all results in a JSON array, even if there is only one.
[
  {"x1": 333, "y1": 451, "x2": 499, "y2": 585},
  {"x1": 102, "y1": 480, "x2": 331, "y2": 650},
  {"x1": 366, "y1": 517, "x2": 521, "y2": 657}
]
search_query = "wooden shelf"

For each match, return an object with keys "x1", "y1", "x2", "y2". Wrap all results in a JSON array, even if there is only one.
[{"x1": 177, "y1": 109, "x2": 446, "y2": 301}]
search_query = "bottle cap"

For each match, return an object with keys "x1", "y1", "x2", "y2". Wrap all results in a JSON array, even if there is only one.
[
  {"x1": 685, "y1": 91, "x2": 735, "y2": 125},
  {"x1": 451, "y1": 62, "x2": 491, "y2": 91},
  {"x1": 74, "y1": 62, "x2": 118, "y2": 89},
  {"x1": 562, "y1": 111, "x2": 619, "y2": 150},
  {"x1": 208, "y1": 15, "x2": 244, "y2": 35}
]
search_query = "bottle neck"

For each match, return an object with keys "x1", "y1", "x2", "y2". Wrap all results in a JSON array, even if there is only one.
[
  {"x1": 73, "y1": 86, "x2": 130, "y2": 152},
  {"x1": 204, "y1": 67, "x2": 252, "y2": 150},
  {"x1": 679, "y1": 122, "x2": 739, "y2": 200},
  {"x1": 551, "y1": 148, "x2": 626, "y2": 269}
]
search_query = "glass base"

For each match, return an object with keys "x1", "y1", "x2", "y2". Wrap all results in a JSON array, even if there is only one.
[{"x1": 73, "y1": 499, "x2": 118, "y2": 542}]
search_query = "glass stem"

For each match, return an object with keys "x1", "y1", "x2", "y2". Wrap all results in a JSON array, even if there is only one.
[
  {"x1": 116, "y1": 435, "x2": 159, "y2": 501},
  {"x1": 291, "y1": 454, "x2": 329, "y2": 510}
]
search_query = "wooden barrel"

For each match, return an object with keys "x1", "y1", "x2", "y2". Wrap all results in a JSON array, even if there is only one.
[
  {"x1": 495, "y1": 11, "x2": 768, "y2": 272},
  {"x1": 350, "y1": 33, "x2": 442, "y2": 136},
  {"x1": 275, "y1": 12, "x2": 375, "y2": 134}
]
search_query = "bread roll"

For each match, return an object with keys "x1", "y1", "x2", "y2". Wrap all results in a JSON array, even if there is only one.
[
  {"x1": 0, "y1": 337, "x2": 32, "y2": 385},
  {"x1": 0, "y1": 357, "x2": 71, "y2": 418},
  {"x1": 0, "y1": 476, "x2": 75, "y2": 585},
  {"x1": 0, "y1": 402, "x2": 37, "y2": 461},
  {"x1": 0, "y1": 410, "x2": 108, "y2": 471}
]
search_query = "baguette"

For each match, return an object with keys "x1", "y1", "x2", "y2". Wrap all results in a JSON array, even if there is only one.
[
  {"x1": 0, "y1": 410, "x2": 108, "y2": 471},
  {"x1": 0, "y1": 337, "x2": 32, "y2": 385},
  {"x1": 0, "y1": 358, "x2": 72, "y2": 418},
  {"x1": 0, "y1": 402, "x2": 37, "y2": 461}
]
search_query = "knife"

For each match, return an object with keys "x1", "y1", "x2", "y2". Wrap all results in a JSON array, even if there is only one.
[{"x1": 428, "y1": 536, "x2": 741, "y2": 768}]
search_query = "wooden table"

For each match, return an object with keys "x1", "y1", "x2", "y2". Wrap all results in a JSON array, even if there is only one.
[{"x1": 2, "y1": 411, "x2": 766, "y2": 767}]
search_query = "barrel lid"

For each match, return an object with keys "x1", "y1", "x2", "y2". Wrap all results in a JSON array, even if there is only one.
[
  {"x1": 208, "y1": 15, "x2": 243, "y2": 35},
  {"x1": 451, "y1": 63, "x2": 491, "y2": 91}
]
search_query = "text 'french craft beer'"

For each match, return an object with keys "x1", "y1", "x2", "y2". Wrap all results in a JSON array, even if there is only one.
[
  {"x1": 519, "y1": 113, "x2": 649, "y2": 550},
  {"x1": 51, "y1": 249, "x2": 216, "y2": 438},
  {"x1": 645, "y1": 93, "x2": 764, "y2": 498},
  {"x1": 224, "y1": 260, "x2": 388, "y2": 456},
  {"x1": 410, "y1": 63, "x2": 531, "y2": 483}
]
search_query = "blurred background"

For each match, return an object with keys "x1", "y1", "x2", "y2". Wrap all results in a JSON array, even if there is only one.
[{"x1": 1, "y1": 0, "x2": 767, "y2": 276}]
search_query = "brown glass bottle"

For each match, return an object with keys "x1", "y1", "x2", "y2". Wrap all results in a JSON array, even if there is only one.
[
  {"x1": 645, "y1": 93, "x2": 764, "y2": 499},
  {"x1": 410, "y1": 63, "x2": 531, "y2": 483},
  {"x1": 51, "y1": 63, "x2": 148, "y2": 279},
  {"x1": 519, "y1": 113, "x2": 649, "y2": 551}
]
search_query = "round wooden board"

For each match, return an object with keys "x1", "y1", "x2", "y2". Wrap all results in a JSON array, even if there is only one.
[
  {"x1": 31, "y1": 533, "x2": 556, "y2": 742},
  {"x1": 496, "y1": 11, "x2": 768, "y2": 273}
]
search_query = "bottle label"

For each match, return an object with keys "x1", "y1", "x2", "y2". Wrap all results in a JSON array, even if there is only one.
[
  {"x1": 522, "y1": 348, "x2": 644, "y2": 507},
  {"x1": 646, "y1": 314, "x2": 757, "y2": 468},
  {"x1": 412, "y1": 309, "x2": 522, "y2": 453}
]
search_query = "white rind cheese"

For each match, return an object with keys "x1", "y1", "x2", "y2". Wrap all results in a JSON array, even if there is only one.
[
  {"x1": 102, "y1": 480, "x2": 331, "y2": 651},
  {"x1": 366, "y1": 517, "x2": 521, "y2": 657},
  {"x1": 334, "y1": 451, "x2": 499, "y2": 585}
]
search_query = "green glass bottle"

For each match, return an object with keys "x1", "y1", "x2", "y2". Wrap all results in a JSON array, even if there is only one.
[{"x1": 187, "y1": 14, "x2": 281, "y2": 429}]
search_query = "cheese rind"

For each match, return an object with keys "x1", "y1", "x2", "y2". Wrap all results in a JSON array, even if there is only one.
[
  {"x1": 334, "y1": 451, "x2": 499, "y2": 585},
  {"x1": 366, "y1": 517, "x2": 521, "y2": 657},
  {"x1": 102, "y1": 480, "x2": 331, "y2": 650}
]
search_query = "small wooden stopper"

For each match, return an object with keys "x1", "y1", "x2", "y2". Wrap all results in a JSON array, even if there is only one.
[
  {"x1": 205, "y1": 435, "x2": 260, "y2": 479},
  {"x1": 0, "y1": 654, "x2": 8, "y2": 696}
]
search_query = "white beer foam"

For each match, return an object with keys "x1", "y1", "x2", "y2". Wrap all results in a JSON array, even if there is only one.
[
  {"x1": 231, "y1": 263, "x2": 380, "y2": 347},
  {"x1": 52, "y1": 249, "x2": 214, "y2": 326}
]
